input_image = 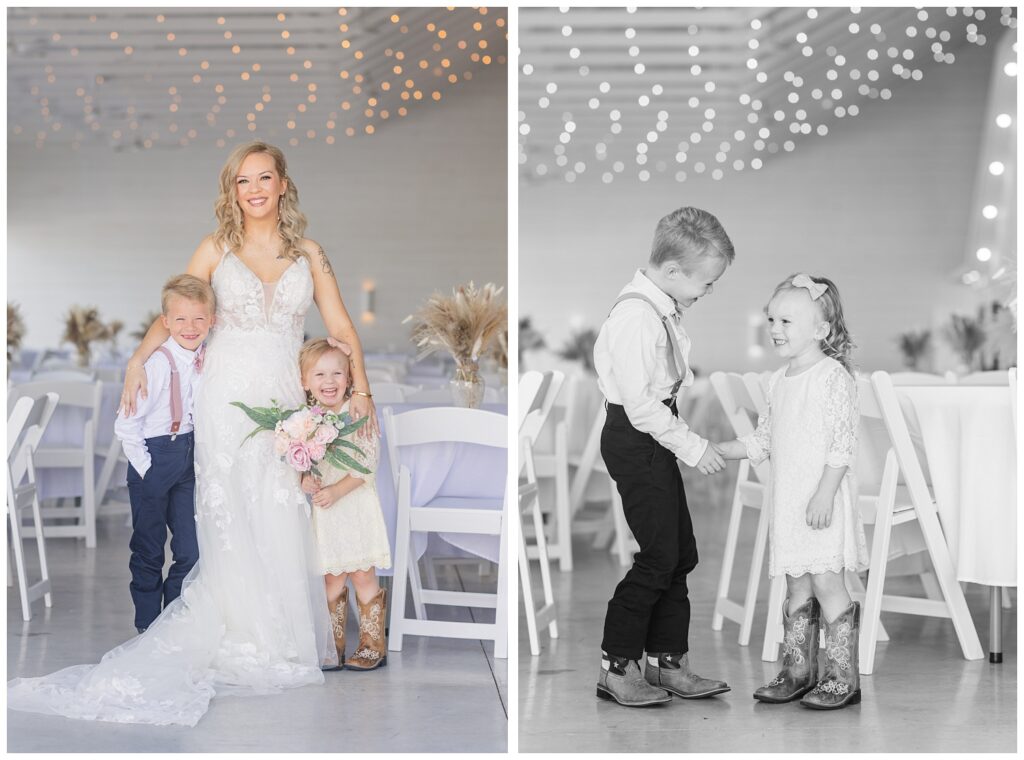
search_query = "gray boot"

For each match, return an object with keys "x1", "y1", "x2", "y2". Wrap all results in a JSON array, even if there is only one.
[
  {"x1": 644, "y1": 652, "x2": 730, "y2": 699},
  {"x1": 801, "y1": 601, "x2": 862, "y2": 710},
  {"x1": 597, "y1": 653, "x2": 672, "y2": 707},
  {"x1": 754, "y1": 597, "x2": 820, "y2": 703}
]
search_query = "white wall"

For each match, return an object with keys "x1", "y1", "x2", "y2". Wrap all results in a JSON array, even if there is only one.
[
  {"x1": 520, "y1": 38, "x2": 1002, "y2": 374},
  {"x1": 8, "y1": 64, "x2": 507, "y2": 353}
]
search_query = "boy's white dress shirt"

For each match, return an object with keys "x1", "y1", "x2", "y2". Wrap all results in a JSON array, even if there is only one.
[
  {"x1": 593, "y1": 269, "x2": 709, "y2": 467},
  {"x1": 114, "y1": 337, "x2": 202, "y2": 478}
]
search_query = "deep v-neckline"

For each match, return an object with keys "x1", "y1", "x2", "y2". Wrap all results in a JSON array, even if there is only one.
[{"x1": 228, "y1": 250, "x2": 297, "y2": 286}]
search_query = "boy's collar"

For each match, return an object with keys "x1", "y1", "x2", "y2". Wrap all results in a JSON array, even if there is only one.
[
  {"x1": 633, "y1": 269, "x2": 681, "y2": 316},
  {"x1": 163, "y1": 336, "x2": 200, "y2": 360}
]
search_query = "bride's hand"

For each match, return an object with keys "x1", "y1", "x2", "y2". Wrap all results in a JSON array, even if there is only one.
[
  {"x1": 350, "y1": 393, "x2": 380, "y2": 438},
  {"x1": 119, "y1": 364, "x2": 149, "y2": 417}
]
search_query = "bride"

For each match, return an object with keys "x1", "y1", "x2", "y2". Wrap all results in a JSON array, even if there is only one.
[{"x1": 7, "y1": 141, "x2": 377, "y2": 727}]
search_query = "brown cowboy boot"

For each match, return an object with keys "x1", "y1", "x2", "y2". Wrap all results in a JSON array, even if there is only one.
[
  {"x1": 345, "y1": 587, "x2": 388, "y2": 671},
  {"x1": 326, "y1": 587, "x2": 348, "y2": 668},
  {"x1": 801, "y1": 601, "x2": 861, "y2": 710},
  {"x1": 754, "y1": 596, "x2": 821, "y2": 703},
  {"x1": 597, "y1": 653, "x2": 672, "y2": 707},
  {"x1": 644, "y1": 652, "x2": 730, "y2": 699}
]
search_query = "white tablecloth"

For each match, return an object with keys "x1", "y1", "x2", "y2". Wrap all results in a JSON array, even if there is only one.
[
  {"x1": 375, "y1": 402, "x2": 507, "y2": 575},
  {"x1": 897, "y1": 385, "x2": 1016, "y2": 587},
  {"x1": 12, "y1": 380, "x2": 126, "y2": 502}
]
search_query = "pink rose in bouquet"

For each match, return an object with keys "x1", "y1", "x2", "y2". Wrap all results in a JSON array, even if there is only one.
[
  {"x1": 285, "y1": 440, "x2": 312, "y2": 472},
  {"x1": 307, "y1": 441, "x2": 327, "y2": 462},
  {"x1": 313, "y1": 423, "x2": 338, "y2": 446}
]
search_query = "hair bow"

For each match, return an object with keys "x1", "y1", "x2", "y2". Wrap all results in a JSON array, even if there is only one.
[
  {"x1": 326, "y1": 336, "x2": 353, "y2": 356},
  {"x1": 791, "y1": 274, "x2": 827, "y2": 300}
]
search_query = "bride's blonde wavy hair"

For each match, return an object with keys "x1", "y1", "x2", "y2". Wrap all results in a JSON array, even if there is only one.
[{"x1": 213, "y1": 141, "x2": 309, "y2": 262}]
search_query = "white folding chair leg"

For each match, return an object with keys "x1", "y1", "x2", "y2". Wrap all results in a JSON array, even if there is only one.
[
  {"x1": 410, "y1": 556, "x2": 429, "y2": 619},
  {"x1": 553, "y1": 424, "x2": 573, "y2": 572},
  {"x1": 518, "y1": 506, "x2": 541, "y2": 657},
  {"x1": 861, "y1": 483, "x2": 896, "y2": 675},
  {"x1": 919, "y1": 570, "x2": 943, "y2": 601},
  {"x1": 1001, "y1": 588, "x2": 1012, "y2": 609},
  {"x1": 591, "y1": 506, "x2": 615, "y2": 550},
  {"x1": 530, "y1": 490, "x2": 559, "y2": 640},
  {"x1": 29, "y1": 475, "x2": 53, "y2": 610},
  {"x1": 712, "y1": 467, "x2": 747, "y2": 633},
  {"x1": 8, "y1": 508, "x2": 33, "y2": 621},
  {"x1": 847, "y1": 570, "x2": 888, "y2": 642},
  {"x1": 569, "y1": 408, "x2": 604, "y2": 514},
  {"x1": 494, "y1": 512, "x2": 509, "y2": 659},
  {"x1": 95, "y1": 436, "x2": 121, "y2": 508},
  {"x1": 761, "y1": 574, "x2": 787, "y2": 661},
  {"x1": 388, "y1": 476, "x2": 413, "y2": 652},
  {"x1": 738, "y1": 500, "x2": 771, "y2": 647}
]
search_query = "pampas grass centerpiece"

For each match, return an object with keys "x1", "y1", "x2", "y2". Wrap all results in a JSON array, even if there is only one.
[
  {"x1": 63, "y1": 306, "x2": 111, "y2": 367},
  {"x1": 8, "y1": 303, "x2": 26, "y2": 372}
]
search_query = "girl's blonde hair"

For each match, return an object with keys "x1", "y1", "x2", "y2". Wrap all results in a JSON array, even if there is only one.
[
  {"x1": 213, "y1": 141, "x2": 309, "y2": 262},
  {"x1": 770, "y1": 273, "x2": 856, "y2": 373},
  {"x1": 298, "y1": 338, "x2": 352, "y2": 402}
]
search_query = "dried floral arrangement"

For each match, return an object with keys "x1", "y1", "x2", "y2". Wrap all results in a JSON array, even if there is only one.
[
  {"x1": 63, "y1": 306, "x2": 111, "y2": 367},
  {"x1": 490, "y1": 325, "x2": 508, "y2": 370},
  {"x1": 518, "y1": 317, "x2": 546, "y2": 364},
  {"x1": 895, "y1": 329, "x2": 931, "y2": 370},
  {"x1": 8, "y1": 303, "x2": 26, "y2": 371},
  {"x1": 405, "y1": 282, "x2": 507, "y2": 381},
  {"x1": 943, "y1": 313, "x2": 986, "y2": 370},
  {"x1": 557, "y1": 328, "x2": 599, "y2": 373}
]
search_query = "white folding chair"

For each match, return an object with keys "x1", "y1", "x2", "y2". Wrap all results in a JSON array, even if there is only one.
[
  {"x1": 708, "y1": 371, "x2": 773, "y2": 645},
  {"x1": 10, "y1": 380, "x2": 103, "y2": 548},
  {"x1": 383, "y1": 406, "x2": 508, "y2": 658},
  {"x1": 526, "y1": 373, "x2": 576, "y2": 571},
  {"x1": 518, "y1": 371, "x2": 563, "y2": 655},
  {"x1": 30, "y1": 368, "x2": 97, "y2": 382},
  {"x1": 852, "y1": 372, "x2": 984, "y2": 672},
  {"x1": 366, "y1": 366, "x2": 398, "y2": 383},
  {"x1": 960, "y1": 370, "x2": 1012, "y2": 385},
  {"x1": 7, "y1": 393, "x2": 59, "y2": 620},
  {"x1": 890, "y1": 371, "x2": 957, "y2": 385},
  {"x1": 371, "y1": 382, "x2": 420, "y2": 404},
  {"x1": 405, "y1": 385, "x2": 500, "y2": 404}
]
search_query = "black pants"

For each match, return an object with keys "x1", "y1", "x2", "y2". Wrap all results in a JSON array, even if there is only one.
[
  {"x1": 600, "y1": 403, "x2": 699, "y2": 660},
  {"x1": 125, "y1": 432, "x2": 199, "y2": 631}
]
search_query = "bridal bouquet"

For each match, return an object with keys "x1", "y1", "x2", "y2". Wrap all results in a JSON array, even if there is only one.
[{"x1": 230, "y1": 401, "x2": 371, "y2": 477}]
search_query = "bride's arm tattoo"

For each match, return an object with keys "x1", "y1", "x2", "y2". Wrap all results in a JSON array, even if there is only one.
[{"x1": 317, "y1": 246, "x2": 334, "y2": 275}]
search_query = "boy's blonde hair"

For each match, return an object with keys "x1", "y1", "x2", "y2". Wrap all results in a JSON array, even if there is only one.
[
  {"x1": 298, "y1": 338, "x2": 353, "y2": 399},
  {"x1": 161, "y1": 274, "x2": 216, "y2": 314},
  {"x1": 650, "y1": 206, "x2": 735, "y2": 272}
]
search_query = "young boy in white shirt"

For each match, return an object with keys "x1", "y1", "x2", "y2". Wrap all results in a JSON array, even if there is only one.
[
  {"x1": 593, "y1": 207, "x2": 734, "y2": 707},
  {"x1": 114, "y1": 274, "x2": 214, "y2": 633}
]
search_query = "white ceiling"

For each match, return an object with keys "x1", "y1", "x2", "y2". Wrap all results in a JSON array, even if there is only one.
[
  {"x1": 518, "y1": 6, "x2": 1017, "y2": 184},
  {"x1": 8, "y1": 6, "x2": 508, "y2": 151}
]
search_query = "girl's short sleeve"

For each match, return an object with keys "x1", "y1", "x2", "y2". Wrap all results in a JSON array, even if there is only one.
[{"x1": 824, "y1": 365, "x2": 858, "y2": 468}]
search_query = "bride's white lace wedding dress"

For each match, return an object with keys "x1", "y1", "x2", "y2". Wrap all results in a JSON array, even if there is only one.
[{"x1": 7, "y1": 251, "x2": 337, "y2": 727}]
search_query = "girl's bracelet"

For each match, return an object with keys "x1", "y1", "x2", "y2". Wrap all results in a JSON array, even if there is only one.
[{"x1": 351, "y1": 390, "x2": 373, "y2": 399}]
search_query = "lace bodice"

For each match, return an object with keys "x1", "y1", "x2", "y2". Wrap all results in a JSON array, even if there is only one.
[{"x1": 211, "y1": 251, "x2": 313, "y2": 340}]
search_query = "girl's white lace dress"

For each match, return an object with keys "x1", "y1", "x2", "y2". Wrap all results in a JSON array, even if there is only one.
[
  {"x1": 7, "y1": 251, "x2": 337, "y2": 726},
  {"x1": 312, "y1": 400, "x2": 392, "y2": 575},
  {"x1": 740, "y1": 356, "x2": 869, "y2": 579}
]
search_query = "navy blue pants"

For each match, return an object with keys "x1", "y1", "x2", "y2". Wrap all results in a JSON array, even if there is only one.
[
  {"x1": 600, "y1": 402, "x2": 699, "y2": 660},
  {"x1": 125, "y1": 432, "x2": 199, "y2": 631}
]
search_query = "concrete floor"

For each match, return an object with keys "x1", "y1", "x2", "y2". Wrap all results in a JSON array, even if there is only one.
[
  {"x1": 519, "y1": 463, "x2": 1016, "y2": 753},
  {"x1": 8, "y1": 516, "x2": 507, "y2": 753}
]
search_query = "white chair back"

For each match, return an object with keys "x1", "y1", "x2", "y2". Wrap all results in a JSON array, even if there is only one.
[
  {"x1": 405, "y1": 385, "x2": 500, "y2": 404},
  {"x1": 959, "y1": 370, "x2": 1011, "y2": 386},
  {"x1": 709, "y1": 372, "x2": 769, "y2": 483},
  {"x1": 8, "y1": 397, "x2": 34, "y2": 459},
  {"x1": 890, "y1": 371, "x2": 956, "y2": 385},
  {"x1": 31, "y1": 368, "x2": 97, "y2": 382},
  {"x1": 382, "y1": 406, "x2": 508, "y2": 658},
  {"x1": 371, "y1": 382, "x2": 420, "y2": 404},
  {"x1": 365, "y1": 366, "x2": 398, "y2": 383},
  {"x1": 1010, "y1": 367, "x2": 1017, "y2": 435},
  {"x1": 519, "y1": 370, "x2": 564, "y2": 448},
  {"x1": 517, "y1": 371, "x2": 545, "y2": 429}
]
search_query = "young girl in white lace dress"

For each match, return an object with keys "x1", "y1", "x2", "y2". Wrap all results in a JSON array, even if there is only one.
[
  {"x1": 715, "y1": 273, "x2": 867, "y2": 711},
  {"x1": 298, "y1": 338, "x2": 392, "y2": 671}
]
